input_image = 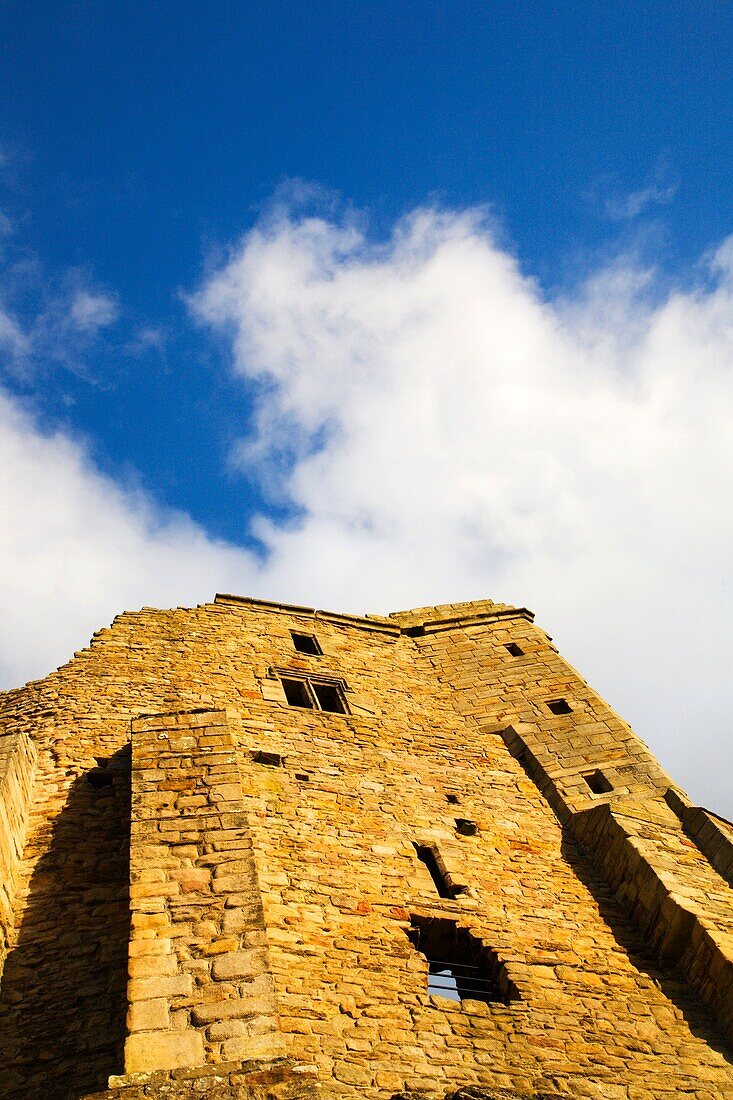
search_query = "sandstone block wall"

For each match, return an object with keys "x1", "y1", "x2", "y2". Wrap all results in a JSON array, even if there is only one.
[
  {"x1": 0, "y1": 729, "x2": 36, "y2": 968},
  {"x1": 0, "y1": 594, "x2": 731, "y2": 1100}
]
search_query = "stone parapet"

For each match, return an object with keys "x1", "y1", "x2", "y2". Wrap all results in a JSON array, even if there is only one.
[
  {"x1": 499, "y1": 722, "x2": 733, "y2": 1047},
  {"x1": 665, "y1": 786, "x2": 733, "y2": 886}
]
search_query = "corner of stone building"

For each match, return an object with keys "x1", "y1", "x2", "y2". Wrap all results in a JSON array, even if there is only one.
[
  {"x1": 124, "y1": 707, "x2": 284, "y2": 1078},
  {"x1": 0, "y1": 729, "x2": 37, "y2": 974}
]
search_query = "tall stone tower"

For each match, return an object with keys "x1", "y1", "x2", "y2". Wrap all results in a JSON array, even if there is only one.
[{"x1": 0, "y1": 594, "x2": 732, "y2": 1100}]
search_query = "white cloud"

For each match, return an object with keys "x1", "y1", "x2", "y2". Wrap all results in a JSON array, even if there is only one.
[
  {"x1": 0, "y1": 304, "x2": 28, "y2": 358},
  {"x1": 1, "y1": 196, "x2": 732, "y2": 817},
  {"x1": 192, "y1": 202, "x2": 733, "y2": 814},
  {"x1": 605, "y1": 181, "x2": 678, "y2": 220},
  {"x1": 0, "y1": 387, "x2": 259, "y2": 690},
  {"x1": 593, "y1": 161, "x2": 680, "y2": 221},
  {"x1": 69, "y1": 289, "x2": 119, "y2": 331}
]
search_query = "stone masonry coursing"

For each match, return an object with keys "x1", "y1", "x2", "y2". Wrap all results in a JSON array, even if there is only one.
[
  {"x1": 0, "y1": 729, "x2": 36, "y2": 969},
  {"x1": 0, "y1": 594, "x2": 731, "y2": 1100}
]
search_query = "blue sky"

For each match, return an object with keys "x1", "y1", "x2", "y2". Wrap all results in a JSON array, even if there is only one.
[
  {"x1": 3, "y1": 2, "x2": 732, "y2": 540},
  {"x1": 1, "y1": 3, "x2": 732, "y2": 811}
]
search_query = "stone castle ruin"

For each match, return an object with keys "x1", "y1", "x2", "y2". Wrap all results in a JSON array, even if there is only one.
[{"x1": 1, "y1": 593, "x2": 732, "y2": 1099}]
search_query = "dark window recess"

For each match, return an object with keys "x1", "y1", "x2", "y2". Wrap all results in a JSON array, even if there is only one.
[
  {"x1": 455, "y1": 819, "x2": 478, "y2": 836},
  {"x1": 413, "y1": 843, "x2": 465, "y2": 899},
  {"x1": 252, "y1": 750, "x2": 284, "y2": 768},
  {"x1": 280, "y1": 675, "x2": 348, "y2": 714},
  {"x1": 295, "y1": 772, "x2": 310, "y2": 782},
  {"x1": 446, "y1": 793, "x2": 460, "y2": 805},
  {"x1": 87, "y1": 766, "x2": 114, "y2": 789},
  {"x1": 291, "y1": 631, "x2": 322, "y2": 656},
  {"x1": 312, "y1": 681, "x2": 345, "y2": 713},
  {"x1": 547, "y1": 698, "x2": 572, "y2": 715},
  {"x1": 281, "y1": 678, "x2": 315, "y2": 708},
  {"x1": 407, "y1": 916, "x2": 515, "y2": 1005},
  {"x1": 505, "y1": 642, "x2": 524, "y2": 656},
  {"x1": 583, "y1": 769, "x2": 613, "y2": 795}
]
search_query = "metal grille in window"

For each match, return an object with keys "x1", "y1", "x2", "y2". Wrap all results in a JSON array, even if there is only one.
[
  {"x1": 280, "y1": 675, "x2": 348, "y2": 714},
  {"x1": 407, "y1": 915, "x2": 516, "y2": 1005}
]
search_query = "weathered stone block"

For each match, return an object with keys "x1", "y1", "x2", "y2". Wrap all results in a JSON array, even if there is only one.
[
  {"x1": 125, "y1": 1029, "x2": 205, "y2": 1073},
  {"x1": 127, "y1": 997, "x2": 170, "y2": 1032},
  {"x1": 211, "y1": 949, "x2": 268, "y2": 980}
]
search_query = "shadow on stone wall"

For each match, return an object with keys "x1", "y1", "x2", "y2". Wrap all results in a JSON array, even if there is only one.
[
  {"x1": 0, "y1": 744, "x2": 131, "y2": 1098},
  {"x1": 560, "y1": 836, "x2": 732, "y2": 1062}
]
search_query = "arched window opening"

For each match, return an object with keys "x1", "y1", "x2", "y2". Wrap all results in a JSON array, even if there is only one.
[{"x1": 406, "y1": 915, "x2": 517, "y2": 1006}]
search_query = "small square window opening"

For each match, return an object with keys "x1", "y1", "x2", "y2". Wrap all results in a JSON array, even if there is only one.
[
  {"x1": 505, "y1": 642, "x2": 524, "y2": 656},
  {"x1": 291, "y1": 631, "x2": 322, "y2": 656},
  {"x1": 583, "y1": 769, "x2": 613, "y2": 795},
  {"x1": 547, "y1": 698, "x2": 572, "y2": 715}
]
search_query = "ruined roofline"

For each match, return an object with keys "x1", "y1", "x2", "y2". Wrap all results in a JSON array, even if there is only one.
[
  {"x1": 213, "y1": 592, "x2": 535, "y2": 635},
  {"x1": 0, "y1": 593, "x2": 534, "y2": 701}
]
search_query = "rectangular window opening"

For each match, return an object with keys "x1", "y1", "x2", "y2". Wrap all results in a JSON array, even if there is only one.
[
  {"x1": 505, "y1": 642, "x2": 524, "y2": 656},
  {"x1": 413, "y1": 843, "x2": 464, "y2": 899},
  {"x1": 547, "y1": 697, "x2": 572, "y2": 715},
  {"x1": 279, "y1": 673, "x2": 349, "y2": 715},
  {"x1": 295, "y1": 772, "x2": 310, "y2": 782},
  {"x1": 252, "y1": 750, "x2": 284, "y2": 767},
  {"x1": 291, "y1": 631, "x2": 322, "y2": 656},
  {"x1": 312, "y1": 681, "x2": 347, "y2": 714},
  {"x1": 583, "y1": 769, "x2": 613, "y2": 795},
  {"x1": 281, "y1": 678, "x2": 315, "y2": 709},
  {"x1": 446, "y1": 793, "x2": 460, "y2": 805}
]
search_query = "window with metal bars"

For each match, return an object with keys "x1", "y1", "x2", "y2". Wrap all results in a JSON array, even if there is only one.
[
  {"x1": 406, "y1": 915, "x2": 515, "y2": 1006},
  {"x1": 280, "y1": 674, "x2": 349, "y2": 714}
]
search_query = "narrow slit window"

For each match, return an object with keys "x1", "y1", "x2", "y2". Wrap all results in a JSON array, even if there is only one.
[
  {"x1": 505, "y1": 642, "x2": 524, "y2": 656},
  {"x1": 413, "y1": 843, "x2": 464, "y2": 899},
  {"x1": 547, "y1": 697, "x2": 572, "y2": 715},
  {"x1": 281, "y1": 678, "x2": 315, "y2": 708},
  {"x1": 407, "y1": 916, "x2": 514, "y2": 1005},
  {"x1": 583, "y1": 769, "x2": 613, "y2": 795},
  {"x1": 291, "y1": 631, "x2": 322, "y2": 656},
  {"x1": 252, "y1": 750, "x2": 284, "y2": 767}
]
